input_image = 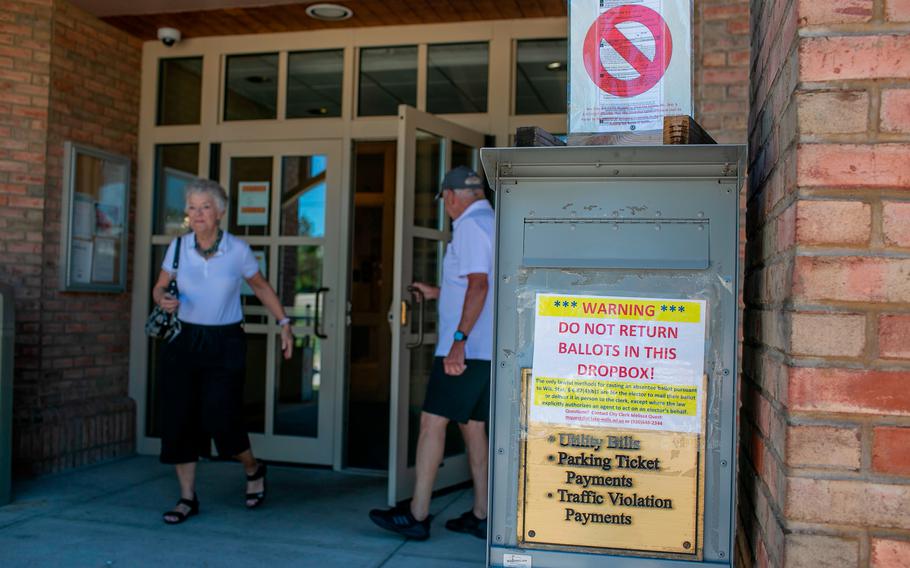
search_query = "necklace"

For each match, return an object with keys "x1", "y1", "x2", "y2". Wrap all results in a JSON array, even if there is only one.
[{"x1": 195, "y1": 229, "x2": 223, "y2": 257}]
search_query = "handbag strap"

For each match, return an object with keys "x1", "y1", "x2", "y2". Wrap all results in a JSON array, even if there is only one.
[{"x1": 172, "y1": 237, "x2": 182, "y2": 271}]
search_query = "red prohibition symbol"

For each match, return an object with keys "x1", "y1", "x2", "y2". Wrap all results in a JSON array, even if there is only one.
[{"x1": 583, "y1": 4, "x2": 673, "y2": 97}]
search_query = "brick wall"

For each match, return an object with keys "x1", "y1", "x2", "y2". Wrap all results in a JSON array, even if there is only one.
[
  {"x1": 695, "y1": 0, "x2": 751, "y2": 143},
  {"x1": 744, "y1": 1, "x2": 910, "y2": 566},
  {"x1": 2, "y1": 0, "x2": 140, "y2": 476},
  {"x1": 0, "y1": 1, "x2": 53, "y2": 444}
]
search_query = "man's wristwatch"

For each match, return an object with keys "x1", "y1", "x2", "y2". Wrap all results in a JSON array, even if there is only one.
[
  {"x1": 278, "y1": 317, "x2": 291, "y2": 327},
  {"x1": 453, "y1": 330, "x2": 468, "y2": 342}
]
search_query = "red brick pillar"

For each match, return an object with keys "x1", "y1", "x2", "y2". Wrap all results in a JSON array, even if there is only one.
[
  {"x1": 745, "y1": 1, "x2": 910, "y2": 566},
  {"x1": 1, "y1": 0, "x2": 140, "y2": 475}
]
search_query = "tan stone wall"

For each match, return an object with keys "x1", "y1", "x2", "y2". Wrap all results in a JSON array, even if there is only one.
[{"x1": 744, "y1": 0, "x2": 910, "y2": 566}]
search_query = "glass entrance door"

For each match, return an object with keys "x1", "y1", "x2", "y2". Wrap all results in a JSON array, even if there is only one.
[
  {"x1": 387, "y1": 106, "x2": 487, "y2": 505},
  {"x1": 219, "y1": 140, "x2": 342, "y2": 465}
]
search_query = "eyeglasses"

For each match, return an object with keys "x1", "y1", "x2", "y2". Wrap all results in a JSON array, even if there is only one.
[{"x1": 434, "y1": 188, "x2": 449, "y2": 200}]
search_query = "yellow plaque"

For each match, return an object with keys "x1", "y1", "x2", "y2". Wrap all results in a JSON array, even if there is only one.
[{"x1": 517, "y1": 369, "x2": 705, "y2": 558}]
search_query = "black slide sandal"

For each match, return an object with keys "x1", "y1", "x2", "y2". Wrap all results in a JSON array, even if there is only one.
[
  {"x1": 163, "y1": 495, "x2": 199, "y2": 524},
  {"x1": 245, "y1": 463, "x2": 267, "y2": 509}
]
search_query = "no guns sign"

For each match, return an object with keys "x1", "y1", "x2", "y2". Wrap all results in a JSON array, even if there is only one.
[{"x1": 570, "y1": 0, "x2": 693, "y2": 134}]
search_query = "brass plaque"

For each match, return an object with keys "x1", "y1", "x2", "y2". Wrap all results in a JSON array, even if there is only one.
[{"x1": 517, "y1": 369, "x2": 705, "y2": 558}]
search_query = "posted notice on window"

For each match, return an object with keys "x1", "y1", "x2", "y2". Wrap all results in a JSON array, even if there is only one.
[
  {"x1": 237, "y1": 181, "x2": 270, "y2": 226},
  {"x1": 531, "y1": 293, "x2": 706, "y2": 434}
]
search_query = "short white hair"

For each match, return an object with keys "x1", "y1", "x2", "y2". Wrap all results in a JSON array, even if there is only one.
[{"x1": 185, "y1": 178, "x2": 228, "y2": 214}]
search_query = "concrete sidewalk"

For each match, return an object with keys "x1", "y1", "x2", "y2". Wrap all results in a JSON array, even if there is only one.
[{"x1": 0, "y1": 456, "x2": 485, "y2": 567}]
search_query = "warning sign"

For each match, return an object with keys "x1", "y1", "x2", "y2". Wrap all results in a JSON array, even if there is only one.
[
  {"x1": 530, "y1": 293, "x2": 706, "y2": 434},
  {"x1": 570, "y1": 0, "x2": 692, "y2": 133}
]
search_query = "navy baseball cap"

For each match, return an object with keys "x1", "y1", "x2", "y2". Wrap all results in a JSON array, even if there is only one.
[{"x1": 436, "y1": 165, "x2": 484, "y2": 198}]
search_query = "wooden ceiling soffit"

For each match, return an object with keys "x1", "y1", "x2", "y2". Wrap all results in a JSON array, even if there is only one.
[{"x1": 102, "y1": 0, "x2": 568, "y2": 40}]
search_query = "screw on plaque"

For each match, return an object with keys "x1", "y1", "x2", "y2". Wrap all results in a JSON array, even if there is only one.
[
  {"x1": 683, "y1": 541, "x2": 691, "y2": 550},
  {"x1": 528, "y1": 530, "x2": 536, "y2": 538},
  {"x1": 547, "y1": 455, "x2": 554, "y2": 461},
  {"x1": 548, "y1": 435, "x2": 555, "y2": 442}
]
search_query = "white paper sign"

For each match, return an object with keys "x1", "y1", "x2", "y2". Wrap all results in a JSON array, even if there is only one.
[
  {"x1": 73, "y1": 194, "x2": 95, "y2": 240},
  {"x1": 237, "y1": 181, "x2": 270, "y2": 226},
  {"x1": 91, "y1": 238, "x2": 116, "y2": 283},
  {"x1": 569, "y1": 0, "x2": 692, "y2": 133},
  {"x1": 503, "y1": 553, "x2": 533, "y2": 567},
  {"x1": 531, "y1": 293, "x2": 706, "y2": 433},
  {"x1": 70, "y1": 239, "x2": 93, "y2": 283}
]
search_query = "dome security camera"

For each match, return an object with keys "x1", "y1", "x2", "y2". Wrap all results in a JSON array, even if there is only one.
[{"x1": 157, "y1": 27, "x2": 181, "y2": 47}]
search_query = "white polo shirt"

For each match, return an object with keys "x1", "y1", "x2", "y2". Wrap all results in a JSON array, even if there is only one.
[
  {"x1": 161, "y1": 232, "x2": 260, "y2": 326},
  {"x1": 436, "y1": 199, "x2": 495, "y2": 361}
]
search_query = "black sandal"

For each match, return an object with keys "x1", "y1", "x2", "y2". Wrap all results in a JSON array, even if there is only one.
[
  {"x1": 245, "y1": 462, "x2": 267, "y2": 509},
  {"x1": 163, "y1": 495, "x2": 199, "y2": 525}
]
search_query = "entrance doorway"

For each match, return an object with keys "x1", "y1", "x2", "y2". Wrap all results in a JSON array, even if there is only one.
[
  {"x1": 345, "y1": 141, "x2": 397, "y2": 470},
  {"x1": 344, "y1": 106, "x2": 487, "y2": 505},
  {"x1": 386, "y1": 106, "x2": 486, "y2": 505}
]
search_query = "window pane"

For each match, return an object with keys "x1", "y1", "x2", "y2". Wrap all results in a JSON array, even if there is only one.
[
  {"x1": 157, "y1": 57, "x2": 202, "y2": 125},
  {"x1": 274, "y1": 336, "x2": 321, "y2": 437},
  {"x1": 224, "y1": 53, "x2": 278, "y2": 121},
  {"x1": 153, "y1": 144, "x2": 198, "y2": 236},
  {"x1": 280, "y1": 155, "x2": 326, "y2": 237},
  {"x1": 240, "y1": 245, "x2": 267, "y2": 321},
  {"x1": 427, "y1": 42, "x2": 488, "y2": 114},
  {"x1": 278, "y1": 245, "x2": 324, "y2": 321},
  {"x1": 411, "y1": 237, "x2": 441, "y2": 336},
  {"x1": 243, "y1": 333, "x2": 268, "y2": 434},
  {"x1": 413, "y1": 131, "x2": 442, "y2": 230},
  {"x1": 358, "y1": 46, "x2": 417, "y2": 117},
  {"x1": 287, "y1": 50, "x2": 344, "y2": 118},
  {"x1": 516, "y1": 39, "x2": 567, "y2": 115},
  {"x1": 451, "y1": 141, "x2": 476, "y2": 171}
]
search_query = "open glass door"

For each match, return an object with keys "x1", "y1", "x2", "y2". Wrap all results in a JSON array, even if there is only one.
[
  {"x1": 388, "y1": 105, "x2": 487, "y2": 505},
  {"x1": 220, "y1": 140, "x2": 342, "y2": 465}
]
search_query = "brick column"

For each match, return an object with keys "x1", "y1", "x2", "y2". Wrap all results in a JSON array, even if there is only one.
[
  {"x1": 1, "y1": 0, "x2": 140, "y2": 475},
  {"x1": 745, "y1": 1, "x2": 910, "y2": 566},
  {"x1": 695, "y1": 0, "x2": 751, "y2": 143}
]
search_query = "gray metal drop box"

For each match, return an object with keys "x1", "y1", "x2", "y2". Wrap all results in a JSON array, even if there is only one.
[{"x1": 481, "y1": 145, "x2": 746, "y2": 568}]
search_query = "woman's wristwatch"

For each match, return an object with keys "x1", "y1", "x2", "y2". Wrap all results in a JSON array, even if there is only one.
[{"x1": 278, "y1": 317, "x2": 291, "y2": 327}]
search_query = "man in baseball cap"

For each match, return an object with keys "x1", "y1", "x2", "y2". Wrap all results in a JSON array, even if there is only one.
[{"x1": 370, "y1": 165, "x2": 494, "y2": 541}]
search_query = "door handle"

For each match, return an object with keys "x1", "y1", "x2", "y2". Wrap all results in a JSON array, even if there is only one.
[
  {"x1": 314, "y1": 287, "x2": 329, "y2": 339},
  {"x1": 406, "y1": 285, "x2": 425, "y2": 349}
]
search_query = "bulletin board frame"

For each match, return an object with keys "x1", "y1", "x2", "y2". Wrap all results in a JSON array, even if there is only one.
[{"x1": 60, "y1": 142, "x2": 131, "y2": 293}]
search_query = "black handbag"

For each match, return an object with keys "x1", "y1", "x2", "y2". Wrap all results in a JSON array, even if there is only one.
[{"x1": 145, "y1": 237, "x2": 182, "y2": 342}]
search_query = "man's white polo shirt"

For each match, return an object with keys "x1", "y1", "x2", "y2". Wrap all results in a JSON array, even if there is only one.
[
  {"x1": 435, "y1": 199, "x2": 495, "y2": 361},
  {"x1": 161, "y1": 232, "x2": 260, "y2": 326}
]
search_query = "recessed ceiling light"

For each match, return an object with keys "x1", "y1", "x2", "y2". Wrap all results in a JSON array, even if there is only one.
[
  {"x1": 546, "y1": 61, "x2": 564, "y2": 71},
  {"x1": 305, "y1": 3, "x2": 354, "y2": 21}
]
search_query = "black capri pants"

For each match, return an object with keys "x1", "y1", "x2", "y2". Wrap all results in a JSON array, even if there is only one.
[{"x1": 157, "y1": 321, "x2": 251, "y2": 464}]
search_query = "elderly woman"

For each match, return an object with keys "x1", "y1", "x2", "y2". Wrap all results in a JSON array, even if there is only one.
[{"x1": 152, "y1": 178, "x2": 293, "y2": 524}]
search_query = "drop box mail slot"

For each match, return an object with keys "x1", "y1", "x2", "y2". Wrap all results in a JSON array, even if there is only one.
[{"x1": 523, "y1": 219, "x2": 710, "y2": 269}]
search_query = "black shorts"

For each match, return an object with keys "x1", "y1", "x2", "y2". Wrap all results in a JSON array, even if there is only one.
[
  {"x1": 422, "y1": 357, "x2": 491, "y2": 424},
  {"x1": 157, "y1": 322, "x2": 251, "y2": 464}
]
